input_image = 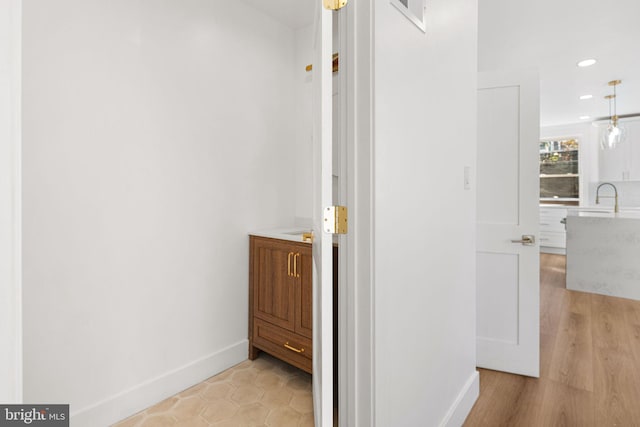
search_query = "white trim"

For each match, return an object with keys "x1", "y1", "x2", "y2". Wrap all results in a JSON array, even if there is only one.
[
  {"x1": 310, "y1": 4, "x2": 335, "y2": 426},
  {"x1": 337, "y1": 7, "x2": 349, "y2": 427},
  {"x1": 439, "y1": 371, "x2": 480, "y2": 427},
  {"x1": 345, "y1": 0, "x2": 375, "y2": 425},
  {"x1": 389, "y1": 0, "x2": 426, "y2": 33},
  {"x1": 0, "y1": 0, "x2": 23, "y2": 404},
  {"x1": 72, "y1": 340, "x2": 247, "y2": 426}
]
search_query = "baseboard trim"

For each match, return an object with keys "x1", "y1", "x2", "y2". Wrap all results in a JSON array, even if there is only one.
[
  {"x1": 71, "y1": 339, "x2": 248, "y2": 427},
  {"x1": 439, "y1": 370, "x2": 480, "y2": 427}
]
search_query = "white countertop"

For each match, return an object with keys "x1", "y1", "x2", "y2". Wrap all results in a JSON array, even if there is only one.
[
  {"x1": 249, "y1": 227, "x2": 313, "y2": 244},
  {"x1": 567, "y1": 209, "x2": 640, "y2": 219},
  {"x1": 566, "y1": 210, "x2": 640, "y2": 301},
  {"x1": 541, "y1": 204, "x2": 640, "y2": 211}
]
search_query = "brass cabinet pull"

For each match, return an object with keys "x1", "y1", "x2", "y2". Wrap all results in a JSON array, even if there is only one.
[
  {"x1": 284, "y1": 342, "x2": 305, "y2": 353},
  {"x1": 294, "y1": 253, "x2": 301, "y2": 278},
  {"x1": 287, "y1": 252, "x2": 302, "y2": 278},
  {"x1": 293, "y1": 253, "x2": 297, "y2": 277}
]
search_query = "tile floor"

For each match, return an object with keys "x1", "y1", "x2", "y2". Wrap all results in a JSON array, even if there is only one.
[{"x1": 112, "y1": 353, "x2": 314, "y2": 427}]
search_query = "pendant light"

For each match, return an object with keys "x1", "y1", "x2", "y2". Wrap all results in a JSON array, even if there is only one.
[{"x1": 601, "y1": 80, "x2": 625, "y2": 150}]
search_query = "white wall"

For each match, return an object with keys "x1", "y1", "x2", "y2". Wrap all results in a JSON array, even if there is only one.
[
  {"x1": 372, "y1": 0, "x2": 479, "y2": 425},
  {"x1": 586, "y1": 180, "x2": 640, "y2": 207},
  {"x1": 22, "y1": 1, "x2": 298, "y2": 424},
  {"x1": 294, "y1": 24, "x2": 314, "y2": 225},
  {"x1": 0, "y1": 0, "x2": 22, "y2": 404}
]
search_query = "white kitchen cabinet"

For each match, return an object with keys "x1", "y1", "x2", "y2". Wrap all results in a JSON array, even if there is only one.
[
  {"x1": 598, "y1": 119, "x2": 640, "y2": 182},
  {"x1": 540, "y1": 230, "x2": 566, "y2": 248},
  {"x1": 539, "y1": 206, "x2": 568, "y2": 254}
]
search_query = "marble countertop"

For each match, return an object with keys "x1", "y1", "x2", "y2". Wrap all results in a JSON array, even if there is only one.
[
  {"x1": 541, "y1": 204, "x2": 640, "y2": 211},
  {"x1": 566, "y1": 210, "x2": 640, "y2": 300},
  {"x1": 249, "y1": 227, "x2": 313, "y2": 244},
  {"x1": 567, "y1": 209, "x2": 640, "y2": 219}
]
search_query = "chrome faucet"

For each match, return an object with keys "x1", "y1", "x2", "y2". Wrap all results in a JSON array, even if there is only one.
[{"x1": 596, "y1": 182, "x2": 619, "y2": 213}]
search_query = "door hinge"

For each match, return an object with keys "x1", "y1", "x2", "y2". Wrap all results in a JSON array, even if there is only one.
[
  {"x1": 323, "y1": 0, "x2": 348, "y2": 11},
  {"x1": 324, "y1": 206, "x2": 348, "y2": 234}
]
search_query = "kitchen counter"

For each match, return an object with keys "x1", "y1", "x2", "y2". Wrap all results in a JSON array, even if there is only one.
[
  {"x1": 566, "y1": 210, "x2": 640, "y2": 301},
  {"x1": 567, "y1": 210, "x2": 640, "y2": 219},
  {"x1": 249, "y1": 228, "x2": 313, "y2": 244}
]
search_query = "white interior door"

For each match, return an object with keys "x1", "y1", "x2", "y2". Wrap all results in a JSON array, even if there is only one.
[
  {"x1": 476, "y1": 69, "x2": 540, "y2": 377},
  {"x1": 311, "y1": 2, "x2": 333, "y2": 426}
]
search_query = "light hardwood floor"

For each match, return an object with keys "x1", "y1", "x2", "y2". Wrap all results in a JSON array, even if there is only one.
[{"x1": 464, "y1": 254, "x2": 640, "y2": 426}]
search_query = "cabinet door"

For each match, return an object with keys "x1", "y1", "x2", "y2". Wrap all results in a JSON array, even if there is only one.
[
  {"x1": 539, "y1": 231, "x2": 566, "y2": 248},
  {"x1": 252, "y1": 237, "x2": 295, "y2": 331},
  {"x1": 628, "y1": 121, "x2": 640, "y2": 180},
  {"x1": 598, "y1": 121, "x2": 640, "y2": 181},
  {"x1": 294, "y1": 247, "x2": 313, "y2": 339},
  {"x1": 539, "y1": 207, "x2": 567, "y2": 233},
  {"x1": 599, "y1": 140, "x2": 629, "y2": 181}
]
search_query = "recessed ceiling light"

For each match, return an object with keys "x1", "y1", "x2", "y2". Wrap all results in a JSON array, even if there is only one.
[
  {"x1": 577, "y1": 58, "x2": 597, "y2": 68},
  {"x1": 579, "y1": 115, "x2": 591, "y2": 120},
  {"x1": 580, "y1": 94, "x2": 593, "y2": 100}
]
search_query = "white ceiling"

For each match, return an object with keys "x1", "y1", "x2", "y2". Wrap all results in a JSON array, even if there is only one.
[
  {"x1": 479, "y1": 0, "x2": 640, "y2": 127},
  {"x1": 239, "y1": 0, "x2": 640, "y2": 127},
  {"x1": 239, "y1": 0, "x2": 314, "y2": 29}
]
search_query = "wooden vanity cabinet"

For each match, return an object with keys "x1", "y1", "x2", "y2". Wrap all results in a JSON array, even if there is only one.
[{"x1": 248, "y1": 236, "x2": 312, "y2": 373}]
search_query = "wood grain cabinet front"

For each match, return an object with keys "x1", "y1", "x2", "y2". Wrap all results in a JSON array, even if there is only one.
[{"x1": 248, "y1": 236, "x2": 312, "y2": 373}]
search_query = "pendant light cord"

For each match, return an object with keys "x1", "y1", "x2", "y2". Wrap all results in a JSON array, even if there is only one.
[{"x1": 613, "y1": 83, "x2": 617, "y2": 125}]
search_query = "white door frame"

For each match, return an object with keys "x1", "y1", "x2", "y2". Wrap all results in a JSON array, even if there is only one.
[
  {"x1": 342, "y1": 0, "x2": 375, "y2": 425},
  {"x1": 311, "y1": 2, "x2": 335, "y2": 426},
  {"x1": 0, "y1": 0, "x2": 23, "y2": 404}
]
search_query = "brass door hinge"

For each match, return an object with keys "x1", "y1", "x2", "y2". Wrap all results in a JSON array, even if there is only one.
[
  {"x1": 323, "y1": 0, "x2": 348, "y2": 11},
  {"x1": 323, "y1": 206, "x2": 348, "y2": 234},
  {"x1": 305, "y1": 53, "x2": 340, "y2": 73}
]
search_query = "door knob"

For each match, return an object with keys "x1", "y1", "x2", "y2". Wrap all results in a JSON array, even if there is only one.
[{"x1": 511, "y1": 235, "x2": 535, "y2": 246}]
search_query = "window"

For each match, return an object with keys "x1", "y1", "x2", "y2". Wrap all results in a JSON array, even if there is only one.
[{"x1": 539, "y1": 138, "x2": 579, "y2": 204}]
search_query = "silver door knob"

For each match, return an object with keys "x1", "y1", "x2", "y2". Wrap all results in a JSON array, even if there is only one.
[{"x1": 511, "y1": 235, "x2": 535, "y2": 246}]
